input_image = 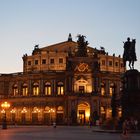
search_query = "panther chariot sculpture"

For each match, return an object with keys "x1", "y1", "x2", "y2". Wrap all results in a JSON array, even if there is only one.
[{"x1": 123, "y1": 37, "x2": 137, "y2": 69}]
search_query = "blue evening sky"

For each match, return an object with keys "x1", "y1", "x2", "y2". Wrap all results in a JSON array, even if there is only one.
[{"x1": 0, "y1": 0, "x2": 140, "y2": 73}]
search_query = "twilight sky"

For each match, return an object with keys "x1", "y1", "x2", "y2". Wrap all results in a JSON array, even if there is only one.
[{"x1": 0, "y1": 0, "x2": 140, "y2": 73}]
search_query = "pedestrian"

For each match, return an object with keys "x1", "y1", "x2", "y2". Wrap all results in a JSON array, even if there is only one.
[
  {"x1": 53, "y1": 122, "x2": 56, "y2": 128},
  {"x1": 134, "y1": 119, "x2": 138, "y2": 131},
  {"x1": 121, "y1": 119, "x2": 131, "y2": 139}
]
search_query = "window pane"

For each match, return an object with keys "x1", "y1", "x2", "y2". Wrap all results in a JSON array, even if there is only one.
[
  {"x1": 79, "y1": 86, "x2": 84, "y2": 93},
  {"x1": 101, "y1": 87, "x2": 105, "y2": 95},
  {"x1": 50, "y1": 59, "x2": 54, "y2": 64},
  {"x1": 42, "y1": 59, "x2": 46, "y2": 64},
  {"x1": 45, "y1": 86, "x2": 51, "y2": 95},
  {"x1": 59, "y1": 58, "x2": 63, "y2": 64},
  {"x1": 33, "y1": 87, "x2": 39, "y2": 95},
  {"x1": 28, "y1": 61, "x2": 31, "y2": 65},
  {"x1": 23, "y1": 87, "x2": 28, "y2": 96},
  {"x1": 35, "y1": 60, "x2": 38, "y2": 65}
]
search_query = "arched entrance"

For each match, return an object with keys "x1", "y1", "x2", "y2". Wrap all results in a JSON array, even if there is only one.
[{"x1": 77, "y1": 102, "x2": 90, "y2": 125}]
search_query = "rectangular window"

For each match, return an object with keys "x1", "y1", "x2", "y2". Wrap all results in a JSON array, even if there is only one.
[
  {"x1": 101, "y1": 87, "x2": 105, "y2": 96},
  {"x1": 28, "y1": 61, "x2": 31, "y2": 65},
  {"x1": 109, "y1": 61, "x2": 113, "y2": 66},
  {"x1": 59, "y1": 58, "x2": 63, "y2": 64},
  {"x1": 79, "y1": 86, "x2": 85, "y2": 93},
  {"x1": 50, "y1": 58, "x2": 54, "y2": 64},
  {"x1": 102, "y1": 60, "x2": 106, "y2": 66},
  {"x1": 121, "y1": 63, "x2": 123, "y2": 68},
  {"x1": 33, "y1": 87, "x2": 39, "y2": 96},
  {"x1": 109, "y1": 87, "x2": 113, "y2": 96},
  {"x1": 57, "y1": 86, "x2": 64, "y2": 95},
  {"x1": 35, "y1": 60, "x2": 38, "y2": 65},
  {"x1": 45, "y1": 87, "x2": 51, "y2": 95},
  {"x1": 42, "y1": 59, "x2": 46, "y2": 64},
  {"x1": 13, "y1": 88, "x2": 18, "y2": 96},
  {"x1": 23, "y1": 87, "x2": 28, "y2": 96},
  {"x1": 115, "y1": 62, "x2": 118, "y2": 67}
]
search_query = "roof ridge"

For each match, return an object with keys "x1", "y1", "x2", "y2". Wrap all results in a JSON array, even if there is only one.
[{"x1": 41, "y1": 40, "x2": 77, "y2": 50}]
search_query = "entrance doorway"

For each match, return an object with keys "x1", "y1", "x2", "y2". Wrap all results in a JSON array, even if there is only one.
[
  {"x1": 79, "y1": 110, "x2": 85, "y2": 124},
  {"x1": 77, "y1": 102, "x2": 90, "y2": 125}
]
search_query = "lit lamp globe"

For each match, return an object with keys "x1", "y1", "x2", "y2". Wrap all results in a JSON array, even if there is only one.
[{"x1": 1, "y1": 101, "x2": 10, "y2": 129}]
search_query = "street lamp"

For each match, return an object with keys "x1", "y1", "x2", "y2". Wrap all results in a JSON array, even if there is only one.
[{"x1": 1, "y1": 101, "x2": 10, "y2": 129}]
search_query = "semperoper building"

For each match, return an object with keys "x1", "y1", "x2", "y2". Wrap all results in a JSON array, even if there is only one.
[{"x1": 0, "y1": 34, "x2": 125, "y2": 125}]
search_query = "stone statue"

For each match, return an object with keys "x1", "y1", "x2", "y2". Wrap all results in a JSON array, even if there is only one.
[{"x1": 123, "y1": 38, "x2": 137, "y2": 69}]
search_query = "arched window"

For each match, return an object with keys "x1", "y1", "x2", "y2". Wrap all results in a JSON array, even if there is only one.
[
  {"x1": 22, "y1": 83, "x2": 28, "y2": 96},
  {"x1": 109, "y1": 83, "x2": 115, "y2": 96},
  {"x1": 21, "y1": 107, "x2": 27, "y2": 124},
  {"x1": 33, "y1": 82, "x2": 39, "y2": 96},
  {"x1": 101, "y1": 83, "x2": 105, "y2": 96},
  {"x1": 57, "y1": 106, "x2": 64, "y2": 113},
  {"x1": 10, "y1": 108, "x2": 16, "y2": 124},
  {"x1": 57, "y1": 82, "x2": 64, "y2": 95},
  {"x1": 56, "y1": 106, "x2": 64, "y2": 124},
  {"x1": 13, "y1": 84, "x2": 18, "y2": 96},
  {"x1": 44, "y1": 82, "x2": 51, "y2": 95},
  {"x1": 44, "y1": 106, "x2": 50, "y2": 113},
  {"x1": 32, "y1": 107, "x2": 40, "y2": 124}
]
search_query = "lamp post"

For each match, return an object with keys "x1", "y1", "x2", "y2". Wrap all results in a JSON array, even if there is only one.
[{"x1": 1, "y1": 101, "x2": 10, "y2": 129}]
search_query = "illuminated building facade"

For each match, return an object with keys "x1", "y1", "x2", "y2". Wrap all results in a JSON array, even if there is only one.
[{"x1": 0, "y1": 34, "x2": 124, "y2": 125}]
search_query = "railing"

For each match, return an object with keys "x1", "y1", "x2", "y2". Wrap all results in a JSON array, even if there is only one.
[{"x1": 0, "y1": 92, "x2": 113, "y2": 99}]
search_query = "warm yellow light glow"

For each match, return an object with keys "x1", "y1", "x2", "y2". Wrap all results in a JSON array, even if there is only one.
[
  {"x1": 101, "y1": 107, "x2": 105, "y2": 114},
  {"x1": 10, "y1": 108, "x2": 16, "y2": 113},
  {"x1": 21, "y1": 107, "x2": 27, "y2": 113},
  {"x1": 118, "y1": 107, "x2": 122, "y2": 117},
  {"x1": 109, "y1": 87, "x2": 113, "y2": 96},
  {"x1": 49, "y1": 108, "x2": 55, "y2": 113},
  {"x1": 1, "y1": 109, "x2": 5, "y2": 113},
  {"x1": 1, "y1": 101, "x2": 10, "y2": 109},
  {"x1": 32, "y1": 107, "x2": 40, "y2": 113},
  {"x1": 77, "y1": 103, "x2": 90, "y2": 123},
  {"x1": 85, "y1": 111, "x2": 90, "y2": 118},
  {"x1": 101, "y1": 87, "x2": 105, "y2": 96},
  {"x1": 106, "y1": 108, "x2": 112, "y2": 118}
]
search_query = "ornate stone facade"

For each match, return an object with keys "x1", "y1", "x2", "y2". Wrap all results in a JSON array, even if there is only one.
[{"x1": 0, "y1": 34, "x2": 124, "y2": 125}]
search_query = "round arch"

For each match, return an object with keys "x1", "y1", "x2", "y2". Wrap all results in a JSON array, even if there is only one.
[{"x1": 77, "y1": 102, "x2": 90, "y2": 124}]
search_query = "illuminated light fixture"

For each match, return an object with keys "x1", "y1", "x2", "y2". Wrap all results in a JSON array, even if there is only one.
[
  {"x1": 21, "y1": 107, "x2": 27, "y2": 113},
  {"x1": 1, "y1": 101, "x2": 10, "y2": 129}
]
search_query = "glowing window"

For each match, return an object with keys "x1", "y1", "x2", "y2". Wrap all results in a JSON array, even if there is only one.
[
  {"x1": 33, "y1": 82, "x2": 39, "y2": 96},
  {"x1": 109, "y1": 83, "x2": 115, "y2": 96},
  {"x1": 101, "y1": 83, "x2": 105, "y2": 96},
  {"x1": 57, "y1": 106, "x2": 64, "y2": 113},
  {"x1": 13, "y1": 84, "x2": 18, "y2": 96},
  {"x1": 44, "y1": 82, "x2": 51, "y2": 95},
  {"x1": 22, "y1": 83, "x2": 28, "y2": 96},
  {"x1": 57, "y1": 82, "x2": 64, "y2": 95}
]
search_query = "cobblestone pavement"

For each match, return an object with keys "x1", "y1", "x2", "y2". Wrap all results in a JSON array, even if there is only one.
[{"x1": 0, "y1": 126, "x2": 140, "y2": 140}]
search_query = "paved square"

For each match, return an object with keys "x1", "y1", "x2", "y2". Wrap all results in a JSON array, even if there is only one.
[{"x1": 0, "y1": 126, "x2": 140, "y2": 140}]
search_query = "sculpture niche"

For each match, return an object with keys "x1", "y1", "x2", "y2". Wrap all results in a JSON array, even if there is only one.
[{"x1": 123, "y1": 37, "x2": 137, "y2": 69}]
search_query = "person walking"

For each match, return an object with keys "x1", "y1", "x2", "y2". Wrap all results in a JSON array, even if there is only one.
[{"x1": 121, "y1": 119, "x2": 131, "y2": 139}]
